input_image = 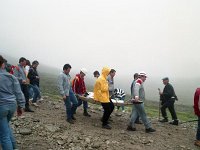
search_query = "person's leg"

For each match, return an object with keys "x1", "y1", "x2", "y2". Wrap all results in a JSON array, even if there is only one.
[
  {"x1": 110, "y1": 100, "x2": 114, "y2": 114},
  {"x1": 196, "y1": 116, "x2": 200, "y2": 140},
  {"x1": 32, "y1": 85, "x2": 40, "y2": 103},
  {"x1": 7, "y1": 104, "x2": 17, "y2": 149},
  {"x1": 121, "y1": 96, "x2": 125, "y2": 111},
  {"x1": 69, "y1": 90, "x2": 78, "y2": 117},
  {"x1": 0, "y1": 104, "x2": 16, "y2": 150},
  {"x1": 101, "y1": 103, "x2": 111, "y2": 126},
  {"x1": 129, "y1": 105, "x2": 138, "y2": 129},
  {"x1": 83, "y1": 101, "x2": 91, "y2": 117},
  {"x1": 77, "y1": 99, "x2": 83, "y2": 107},
  {"x1": 161, "y1": 102, "x2": 168, "y2": 121},
  {"x1": 135, "y1": 103, "x2": 152, "y2": 129},
  {"x1": 168, "y1": 100, "x2": 178, "y2": 120}
]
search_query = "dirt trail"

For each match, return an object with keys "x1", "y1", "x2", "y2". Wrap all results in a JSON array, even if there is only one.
[{"x1": 11, "y1": 97, "x2": 198, "y2": 150}]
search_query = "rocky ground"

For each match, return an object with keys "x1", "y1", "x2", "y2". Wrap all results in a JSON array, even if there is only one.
[{"x1": 10, "y1": 96, "x2": 199, "y2": 150}]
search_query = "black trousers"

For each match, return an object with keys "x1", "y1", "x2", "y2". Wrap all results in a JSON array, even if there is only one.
[
  {"x1": 20, "y1": 84, "x2": 30, "y2": 108},
  {"x1": 101, "y1": 101, "x2": 114, "y2": 126},
  {"x1": 161, "y1": 100, "x2": 177, "y2": 120}
]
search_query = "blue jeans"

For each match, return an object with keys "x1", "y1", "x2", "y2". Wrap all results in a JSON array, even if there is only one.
[
  {"x1": 31, "y1": 85, "x2": 41, "y2": 103},
  {"x1": 196, "y1": 116, "x2": 200, "y2": 140},
  {"x1": 64, "y1": 90, "x2": 78, "y2": 120},
  {"x1": 77, "y1": 97, "x2": 88, "y2": 111},
  {"x1": 130, "y1": 103, "x2": 151, "y2": 129},
  {"x1": 28, "y1": 85, "x2": 34, "y2": 99},
  {"x1": 0, "y1": 103, "x2": 17, "y2": 150}
]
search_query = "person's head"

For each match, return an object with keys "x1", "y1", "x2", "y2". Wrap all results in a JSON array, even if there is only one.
[
  {"x1": 134, "y1": 73, "x2": 139, "y2": 80},
  {"x1": 138, "y1": 71, "x2": 147, "y2": 82},
  {"x1": 32, "y1": 60, "x2": 39, "y2": 68},
  {"x1": 162, "y1": 77, "x2": 169, "y2": 85},
  {"x1": 0, "y1": 55, "x2": 5, "y2": 69},
  {"x1": 63, "y1": 64, "x2": 71, "y2": 75},
  {"x1": 26, "y1": 60, "x2": 31, "y2": 66},
  {"x1": 19, "y1": 57, "x2": 27, "y2": 67},
  {"x1": 80, "y1": 68, "x2": 87, "y2": 78},
  {"x1": 109, "y1": 69, "x2": 116, "y2": 78},
  {"x1": 93, "y1": 70, "x2": 100, "y2": 78}
]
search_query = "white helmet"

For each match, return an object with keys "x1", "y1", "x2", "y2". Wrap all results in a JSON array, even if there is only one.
[
  {"x1": 139, "y1": 71, "x2": 147, "y2": 77},
  {"x1": 80, "y1": 68, "x2": 87, "y2": 75}
]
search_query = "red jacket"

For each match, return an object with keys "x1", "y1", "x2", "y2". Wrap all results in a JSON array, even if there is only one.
[
  {"x1": 194, "y1": 88, "x2": 200, "y2": 117},
  {"x1": 72, "y1": 74, "x2": 86, "y2": 95}
]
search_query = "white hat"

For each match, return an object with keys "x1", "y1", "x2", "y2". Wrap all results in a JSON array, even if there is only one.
[
  {"x1": 139, "y1": 71, "x2": 147, "y2": 77},
  {"x1": 80, "y1": 68, "x2": 87, "y2": 75}
]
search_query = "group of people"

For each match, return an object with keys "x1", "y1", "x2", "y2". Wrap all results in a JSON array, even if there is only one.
[
  {"x1": 0, "y1": 55, "x2": 42, "y2": 150},
  {"x1": 1, "y1": 55, "x2": 200, "y2": 149}
]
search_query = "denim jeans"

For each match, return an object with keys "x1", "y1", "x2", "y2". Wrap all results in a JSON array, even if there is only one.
[
  {"x1": 28, "y1": 85, "x2": 34, "y2": 99},
  {"x1": 0, "y1": 103, "x2": 17, "y2": 150},
  {"x1": 77, "y1": 97, "x2": 88, "y2": 111},
  {"x1": 31, "y1": 84, "x2": 41, "y2": 103},
  {"x1": 196, "y1": 116, "x2": 200, "y2": 140},
  {"x1": 130, "y1": 103, "x2": 151, "y2": 129},
  {"x1": 64, "y1": 89, "x2": 78, "y2": 120}
]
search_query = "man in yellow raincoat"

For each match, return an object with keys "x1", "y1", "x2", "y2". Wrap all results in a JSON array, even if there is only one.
[{"x1": 94, "y1": 67, "x2": 114, "y2": 129}]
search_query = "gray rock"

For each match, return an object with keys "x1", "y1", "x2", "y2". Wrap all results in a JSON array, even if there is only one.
[
  {"x1": 45, "y1": 124, "x2": 60, "y2": 132},
  {"x1": 85, "y1": 137, "x2": 91, "y2": 144},
  {"x1": 57, "y1": 140, "x2": 65, "y2": 145},
  {"x1": 19, "y1": 128, "x2": 32, "y2": 135}
]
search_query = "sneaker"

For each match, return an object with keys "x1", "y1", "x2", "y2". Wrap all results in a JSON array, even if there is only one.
[
  {"x1": 159, "y1": 118, "x2": 168, "y2": 123},
  {"x1": 194, "y1": 140, "x2": 200, "y2": 147},
  {"x1": 169, "y1": 120, "x2": 179, "y2": 126},
  {"x1": 72, "y1": 116, "x2": 76, "y2": 120},
  {"x1": 145, "y1": 128, "x2": 156, "y2": 133},
  {"x1": 83, "y1": 111, "x2": 91, "y2": 117},
  {"x1": 32, "y1": 103, "x2": 39, "y2": 107},
  {"x1": 67, "y1": 119, "x2": 74, "y2": 124},
  {"x1": 38, "y1": 98, "x2": 44, "y2": 102},
  {"x1": 127, "y1": 126, "x2": 136, "y2": 131},
  {"x1": 102, "y1": 124, "x2": 112, "y2": 130}
]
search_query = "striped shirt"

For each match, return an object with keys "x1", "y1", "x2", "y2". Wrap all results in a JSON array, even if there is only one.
[{"x1": 114, "y1": 88, "x2": 126, "y2": 99}]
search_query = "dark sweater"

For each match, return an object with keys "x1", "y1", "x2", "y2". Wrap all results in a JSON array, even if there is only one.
[{"x1": 28, "y1": 67, "x2": 40, "y2": 87}]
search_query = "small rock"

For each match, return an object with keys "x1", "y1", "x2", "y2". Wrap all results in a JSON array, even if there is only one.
[
  {"x1": 180, "y1": 145, "x2": 186, "y2": 149},
  {"x1": 57, "y1": 140, "x2": 65, "y2": 145},
  {"x1": 19, "y1": 128, "x2": 32, "y2": 135},
  {"x1": 55, "y1": 105, "x2": 60, "y2": 109},
  {"x1": 85, "y1": 137, "x2": 91, "y2": 144},
  {"x1": 45, "y1": 124, "x2": 60, "y2": 132}
]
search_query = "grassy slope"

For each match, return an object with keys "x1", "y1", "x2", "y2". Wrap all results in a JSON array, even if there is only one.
[{"x1": 40, "y1": 72, "x2": 196, "y2": 122}]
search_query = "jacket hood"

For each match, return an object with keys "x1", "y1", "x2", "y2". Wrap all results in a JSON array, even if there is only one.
[{"x1": 101, "y1": 67, "x2": 111, "y2": 78}]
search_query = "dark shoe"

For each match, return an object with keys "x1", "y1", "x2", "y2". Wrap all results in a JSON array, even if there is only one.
[
  {"x1": 25, "y1": 108, "x2": 34, "y2": 112},
  {"x1": 102, "y1": 124, "x2": 112, "y2": 130},
  {"x1": 67, "y1": 119, "x2": 74, "y2": 124},
  {"x1": 135, "y1": 120, "x2": 142, "y2": 124},
  {"x1": 159, "y1": 118, "x2": 168, "y2": 123},
  {"x1": 194, "y1": 140, "x2": 200, "y2": 147},
  {"x1": 127, "y1": 126, "x2": 136, "y2": 131},
  {"x1": 83, "y1": 111, "x2": 91, "y2": 117},
  {"x1": 145, "y1": 128, "x2": 156, "y2": 133},
  {"x1": 169, "y1": 120, "x2": 179, "y2": 126},
  {"x1": 72, "y1": 116, "x2": 76, "y2": 120}
]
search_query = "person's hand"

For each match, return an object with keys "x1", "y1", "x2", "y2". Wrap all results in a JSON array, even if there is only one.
[
  {"x1": 17, "y1": 107, "x2": 24, "y2": 116},
  {"x1": 22, "y1": 80, "x2": 26, "y2": 84},
  {"x1": 63, "y1": 95, "x2": 68, "y2": 101},
  {"x1": 135, "y1": 96, "x2": 139, "y2": 101}
]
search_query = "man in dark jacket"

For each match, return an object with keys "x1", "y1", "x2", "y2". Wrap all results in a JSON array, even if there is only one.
[
  {"x1": 159, "y1": 77, "x2": 178, "y2": 125},
  {"x1": 27, "y1": 60, "x2": 41, "y2": 107}
]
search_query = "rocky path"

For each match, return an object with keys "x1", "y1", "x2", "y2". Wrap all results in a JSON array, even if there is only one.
[{"x1": 10, "y1": 97, "x2": 198, "y2": 150}]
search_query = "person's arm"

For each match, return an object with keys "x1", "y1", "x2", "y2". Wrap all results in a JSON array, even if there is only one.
[
  {"x1": 13, "y1": 67, "x2": 23, "y2": 83},
  {"x1": 57, "y1": 74, "x2": 66, "y2": 100},
  {"x1": 13, "y1": 76, "x2": 25, "y2": 108}
]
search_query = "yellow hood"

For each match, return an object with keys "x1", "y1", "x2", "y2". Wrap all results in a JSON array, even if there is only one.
[{"x1": 101, "y1": 67, "x2": 111, "y2": 79}]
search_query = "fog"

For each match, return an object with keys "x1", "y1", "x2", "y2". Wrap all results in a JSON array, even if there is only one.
[{"x1": 0, "y1": 0, "x2": 200, "y2": 105}]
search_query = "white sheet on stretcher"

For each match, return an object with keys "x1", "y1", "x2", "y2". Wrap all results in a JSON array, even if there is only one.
[{"x1": 87, "y1": 92, "x2": 124, "y2": 104}]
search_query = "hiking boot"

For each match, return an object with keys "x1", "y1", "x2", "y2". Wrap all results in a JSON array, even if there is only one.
[
  {"x1": 194, "y1": 140, "x2": 200, "y2": 147},
  {"x1": 72, "y1": 116, "x2": 76, "y2": 120},
  {"x1": 145, "y1": 128, "x2": 156, "y2": 133},
  {"x1": 32, "y1": 103, "x2": 39, "y2": 107},
  {"x1": 102, "y1": 124, "x2": 112, "y2": 130},
  {"x1": 169, "y1": 120, "x2": 179, "y2": 126},
  {"x1": 127, "y1": 126, "x2": 136, "y2": 131},
  {"x1": 67, "y1": 119, "x2": 74, "y2": 124},
  {"x1": 159, "y1": 118, "x2": 168, "y2": 123},
  {"x1": 83, "y1": 111, "x2": 91, "y2": 117},
  {"x1": 25, "y1": 107, "x2": 34, "y2": 112}
]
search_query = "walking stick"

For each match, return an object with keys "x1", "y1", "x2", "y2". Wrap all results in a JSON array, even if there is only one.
[
  {"x1": 158, "y1": 88, "x2": 161, "y2": 121},
  {"x1": 180, "y1": 119, "x2": 199, "y2": 124}
]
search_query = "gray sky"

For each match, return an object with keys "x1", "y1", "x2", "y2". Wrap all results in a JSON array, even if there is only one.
[{"x1": 0, "y1": 0, "x2": 200, "y2": 104}]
